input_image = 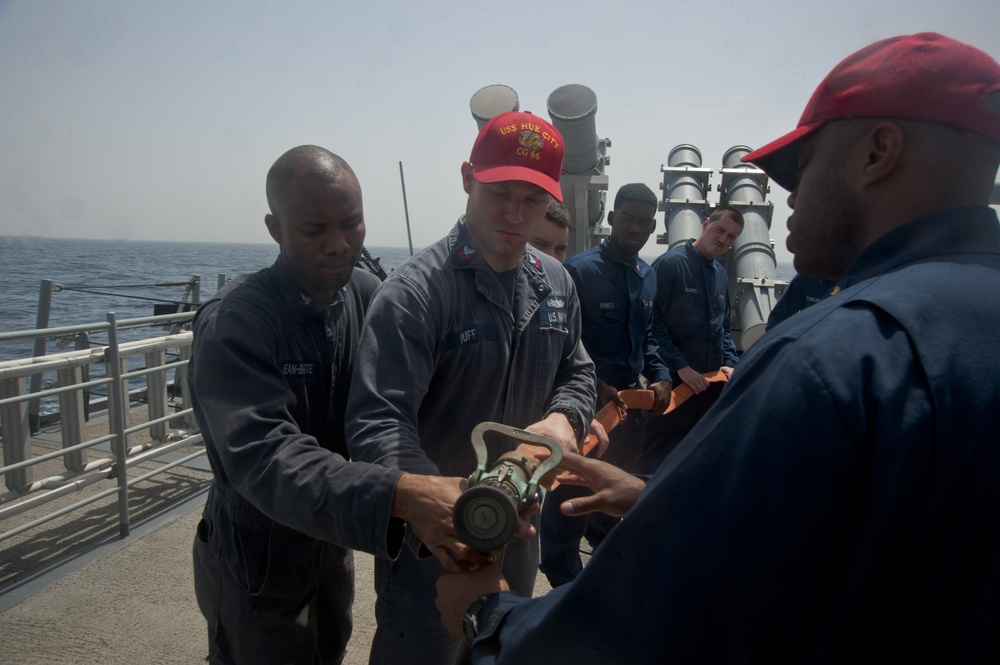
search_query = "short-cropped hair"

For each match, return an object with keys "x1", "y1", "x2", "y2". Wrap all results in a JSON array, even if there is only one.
[
  {"x1": 613, "y1": 183, "x2": 658, "y2": 211},
  {"x1": 709, "y1": 205, "x2": 744, "y2": 229},
  {"x1": 545, "y1": 199, "x2": 571, "y2": 228}
]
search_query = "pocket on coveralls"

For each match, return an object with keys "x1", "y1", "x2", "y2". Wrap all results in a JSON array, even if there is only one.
[{"x1": 192, "y1": 517, "x2": 222, "y2": 625}]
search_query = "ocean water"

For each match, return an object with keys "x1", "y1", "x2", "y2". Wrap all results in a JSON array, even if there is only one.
[
  {"x1": 0, "y1": 234, "x2": 793, "y2": 357},
  {"x1": 0, "y1": 235, "x2": 791, "y2": 418},
  {"x1": 0, "y1": 236, "x2": 414, "y2": 353},
  {"x1": 0, "y1": 237, "x2": 416, "y2": 418}
]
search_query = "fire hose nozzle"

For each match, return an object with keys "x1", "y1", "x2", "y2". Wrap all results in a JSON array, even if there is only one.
[{"x1": 453, "y1": 422, "x2": 563, "y2": 552}]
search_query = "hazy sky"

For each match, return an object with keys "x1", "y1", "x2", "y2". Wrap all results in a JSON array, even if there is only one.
[{"x1": 2, "y1": 0, "x2": 998, "y2": 264}]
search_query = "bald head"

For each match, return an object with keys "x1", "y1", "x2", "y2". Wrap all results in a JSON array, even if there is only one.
[
  {"x1": 262, "y1": 145, "x2": 365, "y2": 307},
  {"x1": 266, "y1": 145, "x2": 357, "y2": 216}
]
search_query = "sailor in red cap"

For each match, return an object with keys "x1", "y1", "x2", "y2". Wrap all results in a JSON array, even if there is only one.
[
  {"x1": 347, "y1": 111, "x2": 596, "y2": 664},
  {"x1": 437, "y1": 33, "x2": 1000, "y2": 663}
]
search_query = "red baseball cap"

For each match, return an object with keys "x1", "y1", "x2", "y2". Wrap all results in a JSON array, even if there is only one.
[
  {"x1": 469, "y1": 111, "x2": 565, "y2": 201},
  {"x1": 743, "y1": 32, "x2": 1000, "y2": 190}
]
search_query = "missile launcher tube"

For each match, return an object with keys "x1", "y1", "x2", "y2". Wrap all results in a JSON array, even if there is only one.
[
  {"x1": 547, "y1": 84, "x2": 602, "y2": 175},
  {"x1": 719, "y1": 145, "x2": 780, "y2": 350},
  {"x1": 546, "y1": 84, "x2": 609, "y2": 257},
  {"x1": 663, "y1": 144, "x2": 711, "y2": 251},
  {"x1": 470, "y1": 85, "x2": 519, "y2": 130}
]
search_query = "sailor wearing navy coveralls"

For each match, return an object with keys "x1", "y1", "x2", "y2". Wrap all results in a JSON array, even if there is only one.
[
  {"x1": 539, "y1": 183, "x2": 672, "y2": 587},
  {"x1": 190, "y1": 146, "x2": 479, "y2": 665},
  {"x1": 642, "y1": 206, "x2": 743, "y2": 469},
  {"x1": 347, "y1": 111, "x2": 596, "y2": 665},
  {"x1": 436, "y1": 32, "x2": 1000, "y2": 664}
]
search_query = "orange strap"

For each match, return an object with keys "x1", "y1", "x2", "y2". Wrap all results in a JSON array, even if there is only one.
[
  {"x1": 661, "y1": 370, "x2": 729, "y2": 416},
  {"x1": 527, "y1": 372, "x2": 732, "y2": 487},
  {"x1": 579, "y1": 372, "x2": 729, "y2": 456}
]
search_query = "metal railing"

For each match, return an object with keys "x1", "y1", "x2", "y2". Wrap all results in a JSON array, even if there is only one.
[{"x1": 0, "y1": 311, "x2": 205, "y2": 544}]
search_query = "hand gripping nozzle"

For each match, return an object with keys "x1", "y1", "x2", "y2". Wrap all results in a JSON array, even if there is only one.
[{"x1": 452, "y1": 422, "x2": 563, "y2": 552}]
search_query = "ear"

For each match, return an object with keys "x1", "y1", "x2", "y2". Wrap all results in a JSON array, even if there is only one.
[
  {"x1": 606, "y1": 210, "x2": 616, "y2": 228},
  {"x1": 859, "y1": 122, "x2": 905, "y2": 187},
  {"x1": 265, "y1": 214, "x2": 282, "y2": 245},
  {"x1": 461, "y1": 162, "x2": 475, "y2": 194}
]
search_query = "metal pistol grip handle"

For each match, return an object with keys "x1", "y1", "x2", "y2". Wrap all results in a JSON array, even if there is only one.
[
  {"x1": 456, "y1": 422, "x2": 564, "y2": 551},
  {"x1": 468, "y1": 422, "x2": 564, "y2": 500}
]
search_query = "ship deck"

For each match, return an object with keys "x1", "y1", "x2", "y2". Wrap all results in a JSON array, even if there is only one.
[
  {"x1": 0, "y1": 490, "x2": 394, "y2": 664},
  {"x1": 0, "y1": 409, "x2": 554, "y2": 664}
]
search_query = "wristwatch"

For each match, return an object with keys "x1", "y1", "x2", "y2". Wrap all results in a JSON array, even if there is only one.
[
  {"x1": 462, "y1": 594, "x2": 492, "y2": 642},
  {"x1": 546, "y1": 406, "x2": 585, "y2": 442}
]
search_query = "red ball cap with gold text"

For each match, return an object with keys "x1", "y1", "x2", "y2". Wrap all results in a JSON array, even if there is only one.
[
  {"x1": 743, "y1": 32, "x2": 1000, "y2": 190},
  {"x1": 470, "y1": 111, "x2": 565, "y2": 201}
]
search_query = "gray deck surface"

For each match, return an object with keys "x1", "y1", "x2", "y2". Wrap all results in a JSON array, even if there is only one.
[
  {"x1": 0, "y1": 491, "x2": 390, "y2": 665},
  {"x1": 0, "y1": 420, "x2": 555, "y2": 664}
]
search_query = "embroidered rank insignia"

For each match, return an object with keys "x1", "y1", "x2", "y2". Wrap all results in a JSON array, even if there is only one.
[{"x1": 457, "y1": 245, "x2": 477, "y2": 263}]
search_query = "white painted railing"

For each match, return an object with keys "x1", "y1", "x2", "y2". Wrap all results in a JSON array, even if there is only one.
[{"x1": 0, "y1": 311, "x2": 204, "y2": 543}]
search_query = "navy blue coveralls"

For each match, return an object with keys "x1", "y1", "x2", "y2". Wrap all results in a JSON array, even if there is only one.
[
  {"x1": 645, "y1": 239, "x2": 739, "y2": 467},
  {"x1": 464, "y1": 206, "x2": 1000, "y2": 664},
  {"x1": 539, "y1": 239, "x2": 671, "y2": 586},
  {"x1": 190, "y1": 260, "x2": 404, "y2": 665},
  {"x1": 346, "y1": 220, "x2": 595, "y2": 665},
  {"x1": 767, "y1": 273, "x2": 835, "y2": 330}
]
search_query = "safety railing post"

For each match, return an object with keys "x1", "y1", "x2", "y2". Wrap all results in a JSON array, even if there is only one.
[
  {"x1": 1, "y1": 376, "x2": 31, "y2": 492},
  {"x1": 175, "y1": 343, "x2": 194, "y2": 430},
  {"x1": 76, "y1": 331, "x2": 92, "y2": 421},
  {"x1": 145, "y1": 348, "x2": 168, "y2": 442},
  {"x1": 27, "y1": 279, "x2": 53, "y2": 434},
  {"x1": 105, "y1": 312, "x2": 131, "y2": 538},
  {"x1": 56, "y1": 364, "x2": 87, "y2": 472}
]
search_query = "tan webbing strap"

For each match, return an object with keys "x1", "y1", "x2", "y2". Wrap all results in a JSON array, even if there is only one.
[
  {"x1": 578, "y1": 371, "x2": 729, "y2": 456},
  {"x1": 528, "y1": 372, "x2": 732, "y2": 488}
]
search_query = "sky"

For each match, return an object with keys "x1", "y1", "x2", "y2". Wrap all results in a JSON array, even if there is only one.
[{"x1": 1, "y1": 0, "x2": 999, "y2": 265}]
